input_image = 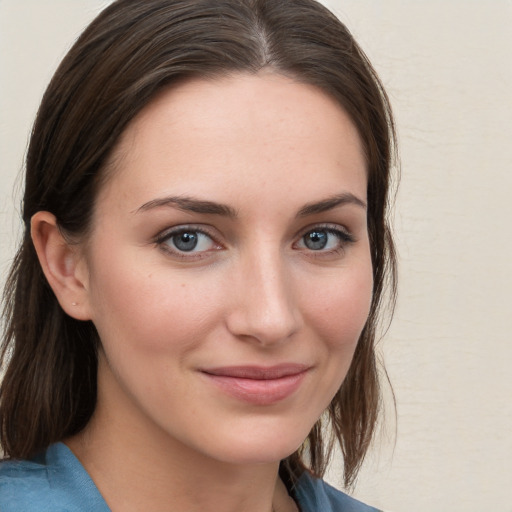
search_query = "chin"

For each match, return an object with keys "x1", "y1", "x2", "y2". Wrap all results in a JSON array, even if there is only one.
[{"x1": 200, "y1": 422, "x2": 311, "y2": 466}]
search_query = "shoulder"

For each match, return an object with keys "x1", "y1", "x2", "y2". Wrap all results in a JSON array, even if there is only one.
[
  {"x1": 0, "y1": 456, "x2": 60, "y2": 512},
  {"x1": 0, "y1": 443, "x2": 109, "y2": 512},
  {"x1": 294, "y1": 472, "x2": 381, "y2": 512}
]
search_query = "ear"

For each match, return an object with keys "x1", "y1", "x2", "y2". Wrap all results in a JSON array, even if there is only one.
[{"x1": 31, "y1": 211, "x2": 92, "y2": 321}]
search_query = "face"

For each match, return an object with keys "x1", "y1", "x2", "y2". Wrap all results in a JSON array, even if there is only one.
[{"x1": 78, "y1": 73, "x2": 372, "y2": 465}]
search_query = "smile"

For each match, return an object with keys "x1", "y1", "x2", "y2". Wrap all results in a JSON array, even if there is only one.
[{"x1": 200, "y1": 364, "x2": 310, "y2": 405}]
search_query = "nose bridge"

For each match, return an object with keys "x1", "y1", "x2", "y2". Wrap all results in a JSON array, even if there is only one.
[{"x1": 228, "y1": 242, "x2": 301, "y2": 345}]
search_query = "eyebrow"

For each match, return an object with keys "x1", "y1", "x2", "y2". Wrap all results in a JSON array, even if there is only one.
[
  {"x1": 135, "y1": 191, "x2": 366, "y2": 218},
  {"x1": 135, "y1": 195, "x2": 237, "y2": 217},
  {"x1": 297, "y1": 192, "x2": 367, "y2": 217}
]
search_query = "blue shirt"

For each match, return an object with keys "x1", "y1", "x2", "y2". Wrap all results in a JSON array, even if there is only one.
[{"x1": 0, "y1": 443, "x2": 380, "y2": 511}]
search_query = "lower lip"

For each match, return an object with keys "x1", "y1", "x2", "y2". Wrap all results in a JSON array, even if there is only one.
[{"x1": 202, "y1": 371, "x2": 307, "y2": 405}]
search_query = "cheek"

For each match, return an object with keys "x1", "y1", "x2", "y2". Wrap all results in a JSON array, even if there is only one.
[
  {"x1": 303, "y1": 263, "x2": 373, "y2": 353},
  {"x1": 87, "y1": 255, "x2": 225, "y2": 356},
  {"x1": 303, "y1": 264, "x2": 373, "y2": 409}
]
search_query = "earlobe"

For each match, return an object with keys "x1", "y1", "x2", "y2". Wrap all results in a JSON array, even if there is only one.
[{"x1": 30, "y1": 211, "x2": 92, "y2": 321}]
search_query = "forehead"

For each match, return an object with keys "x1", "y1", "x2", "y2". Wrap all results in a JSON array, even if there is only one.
[{"x1": 97, "y1": 72, "x2": 367, "y2": 215}]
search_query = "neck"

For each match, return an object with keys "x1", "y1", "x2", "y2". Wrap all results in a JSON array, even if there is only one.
[{"x1": 67, "y1": 410, "x2": 281, "y2": 512}]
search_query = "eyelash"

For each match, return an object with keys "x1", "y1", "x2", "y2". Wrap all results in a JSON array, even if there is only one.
[
  {"x1": 294, "y1": 224, "x2": 355, "y2": 257},
  {"x1": 153, "y1": 223, "x2": 355, "y2": 260},
  {"x1": 154, "y1": 225, "x2": 221, "y2": 260}
]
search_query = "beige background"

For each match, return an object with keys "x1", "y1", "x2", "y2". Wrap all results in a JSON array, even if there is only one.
[{"x1": 1, "y1": 1, "x2": 511, "y2": 511}]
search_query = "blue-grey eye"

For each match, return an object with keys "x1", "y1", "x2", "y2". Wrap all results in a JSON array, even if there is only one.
[
  {"x1": 173, "y1": 232, "x2": 198, "y2": 251},
  {"x1": 297, "y1": 228, "x2": 350, "y2": 252},
  {"x1": 304, "y1": 230, "x2": 329, "y2": 250},
  {"x1": 166, "y1": 231, "x2": 215, "y2": 253}
]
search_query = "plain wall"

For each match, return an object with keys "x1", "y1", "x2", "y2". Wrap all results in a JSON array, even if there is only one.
[{"x1": 1, "y1": 2, "x2": 511, "y2": 511}]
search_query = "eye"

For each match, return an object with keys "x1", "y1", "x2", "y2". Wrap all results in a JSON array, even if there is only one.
[
  {"x1": 295, "y1": 226, "x2": 354, "y2": 253},
  {"x1": 156, "y1": 227, "x2": 221, "y2": 257},
  {"x1": 170, "y1": 231, "x2": 210, "y2": 252}
]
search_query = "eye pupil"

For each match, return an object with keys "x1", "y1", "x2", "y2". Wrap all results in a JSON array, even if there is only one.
[
  {"x1": 304, "y1": 230, "x2": 328, "y2": 250},
  {"x1": 173, "y1": 232, "x2": 198, "y2": 251}
]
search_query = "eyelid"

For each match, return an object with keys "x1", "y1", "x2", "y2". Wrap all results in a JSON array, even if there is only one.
[
  {"x1": 295, "y1": 222, "x2": 355, "y2": 243},
  {"x1": 153, "y1": 224, "x2": 224, "y2": 259},
  {"x1": 154, "y1": 224, "x2": 218, "y2": 241},
  {"x1": 293, "y1": 223, "x2": 356, "y2": 256}
]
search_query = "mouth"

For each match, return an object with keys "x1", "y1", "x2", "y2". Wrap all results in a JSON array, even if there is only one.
[{"x1": 200, "y1": 364, "x2": 310, "y2": 405}]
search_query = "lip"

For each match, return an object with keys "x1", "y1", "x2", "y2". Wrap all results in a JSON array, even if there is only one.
[{"x1": 200, "y1": 364, "x2": 310, "y2": 405}]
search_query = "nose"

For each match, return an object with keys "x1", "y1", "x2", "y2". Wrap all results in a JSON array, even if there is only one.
[{"x1": 225, "y1": 250, "x2": 303, "y2": 346}]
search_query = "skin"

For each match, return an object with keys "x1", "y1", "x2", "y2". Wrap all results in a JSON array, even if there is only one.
[{"x1": 32, "y1": 73, "x2": 373, "y2": 512}]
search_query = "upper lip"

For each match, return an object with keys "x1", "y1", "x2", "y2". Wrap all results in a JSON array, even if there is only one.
[{"x1": 201, "y1": 364, "x2": 310, "y2": 380}]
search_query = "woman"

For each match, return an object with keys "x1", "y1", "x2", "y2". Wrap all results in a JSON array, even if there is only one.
[{"x1": 0, "y1": 0, "x2": 397, "y2": 510}]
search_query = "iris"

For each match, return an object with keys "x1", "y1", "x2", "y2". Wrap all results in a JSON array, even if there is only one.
[
  {"x1": 304, "y1": 230, "x2": 328, "y2": 250},
  {"x1": 173, "y1": 232, "x2": 198, "y2": 251}
]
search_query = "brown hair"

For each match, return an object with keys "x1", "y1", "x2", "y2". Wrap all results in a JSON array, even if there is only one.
[{"x1": 0, "y1": 0, "x2": 397, "y2": 487}]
